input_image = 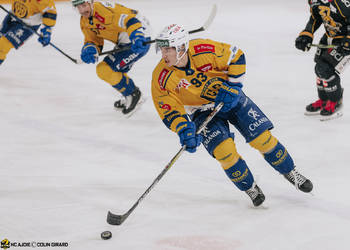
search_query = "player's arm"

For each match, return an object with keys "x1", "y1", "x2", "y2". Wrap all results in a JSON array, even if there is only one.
[
  {"x1": 295, "y1": 5, "x2": 322, "y2": 52},
  {"x1": 207, "y1": 40, "x2": 246, "y2": 84},
  {"x1": 151, "y1": 69, "x2": 188, "y2": 133},
  {"x1": 117, "y1": 8, "x2": 148, "y2": 54},
  {"x1": 36, "y1": 0, "x2": 57, "y2": 46},
  {"x1": 80, "y1": 19, "x2": 104, "y2": 64},
  {"x1": 37, "y1": 0, "x2": 57, "y2": 27}
]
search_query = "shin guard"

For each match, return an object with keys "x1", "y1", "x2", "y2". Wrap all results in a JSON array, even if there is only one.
[
  {"x1": 263, "y1": 142, "x2": 294, "y2": 174},
  {"x1": 224, "y1": 158, "x2": 254, "y2": 191}
]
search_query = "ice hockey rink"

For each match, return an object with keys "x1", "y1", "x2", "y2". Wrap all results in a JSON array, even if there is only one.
[{"x1": 1, "y1": 0, "x2": 349, "y2": 249}]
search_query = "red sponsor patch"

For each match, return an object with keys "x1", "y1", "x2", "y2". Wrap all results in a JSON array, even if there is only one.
[
  {"x1": 194, "y1": 44, "x2": 215, "y2": 53},
  {"x1": 197, "y1": 63, "x2": 213, "y2": 72},
  {"x1": 94, "y1": 12, "x2": 105, "y2": 23},
  {"x1": 96, "y1": 24, "x2": 105, "y2": 30},
  {"x1": 158, "y1": 69, "x2": 169, "y2": 91},
  {"x1": 161, "y1": 104, "x2": 172, "y2": 111}
]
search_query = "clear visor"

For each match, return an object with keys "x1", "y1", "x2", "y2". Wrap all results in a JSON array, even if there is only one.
[{"x1": 155, "y1": 39, "x2": 170, "y2": 53}]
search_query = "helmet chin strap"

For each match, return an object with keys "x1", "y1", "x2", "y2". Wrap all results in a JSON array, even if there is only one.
[{"x1": 175, "y1": 49, "x2": 187, "y2": 66}]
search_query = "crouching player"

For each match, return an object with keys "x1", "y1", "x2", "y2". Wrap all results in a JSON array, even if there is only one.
[
  {"x1": 0, "y1": 0, "x2": 56, "y2": 65},
  {"x1": 151, "y1": 24, "x2": 313, "y2": 206},
  {"x1": 72, "y1": 0, "x2": 151, "y2": 115}
]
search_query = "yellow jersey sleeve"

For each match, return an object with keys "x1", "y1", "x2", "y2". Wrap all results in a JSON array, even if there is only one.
[
  {"x1": 37, "y1": 0, "x2": 57, "y2": 27},
  {"x1": 151, "y1": 64, "x2": 189, "y2": 133}
]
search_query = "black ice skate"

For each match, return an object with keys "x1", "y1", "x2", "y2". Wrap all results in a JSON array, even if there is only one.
[
  {"x1": 283, "y1": 169, "x2": 313, "y2": 193},
  {"x1": 319, "y1": 99, "x2": 343, "y2": 121},
  {"x1": 114, "y1": 87, "x2": 142, "y2": 116},
  {"x1": 245, "y1": 183, "x2": 265, "y2": 207},
  {"x1": 304, "y1": 99, "x2": 325, "y2": 115}
]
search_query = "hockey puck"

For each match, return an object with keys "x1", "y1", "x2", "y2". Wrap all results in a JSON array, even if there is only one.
[{"x1": 101, "y1": 230, "x2": 112, "y2": 240}]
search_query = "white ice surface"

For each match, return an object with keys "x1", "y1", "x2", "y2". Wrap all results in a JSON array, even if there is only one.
[{"x1": 1, "y1": 1, "x2": 349, "y2": 250}]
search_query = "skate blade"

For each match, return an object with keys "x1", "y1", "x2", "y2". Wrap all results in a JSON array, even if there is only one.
[
  {"x1": 124, "y1": 96, "x2": 147, "y2": 118},
  {"x1": 304, "y1": 111, "x2": 321, "y2": 116},
  {"x1": 320, "y1": 111, "x2": 343, "y2": 121}
]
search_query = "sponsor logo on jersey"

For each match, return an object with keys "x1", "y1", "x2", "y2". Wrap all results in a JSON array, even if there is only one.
[
  {"x1": 7, "y1": 29, "x2": 23, "y2": 45},
  {"x1": 342, "y1": 0, "x2": 350, "y2": 7},
  {"x1": 158, "y1": 69, "x2": 169, "y2": 90},
  {"x1": 96, "y1": 24, "x2": 106, "y2": 30},
  {"x1": 330, "y1": 49, "x2": 344, "y2": 61},
  {"x1": 248, "y1": 108, "x2": 260, "y2": 120},
  {"x1": 202, "y1": 129, "x2": 222, "y2": 147},
  {"x1": 175, "y1": 79, "x2": 191, "y2": 93},
  {"x1": 116, "y1": 53, "x2": 138, "y2": 70},
  {"x1": 158, "y1": 101, "x2": 172, "y2": 111},
  {"x1": 194, "y1": 44, "x2": 215, "y2": 53},
  {"x1": 249, "y1": 117, "x2": 269, "y2": 131},
  {"x1": 94, "y1": 12, "x2": 105, "y2": 23},
  {"x1": 197, "y1": 63, "x2": 213, "y2": 72}
]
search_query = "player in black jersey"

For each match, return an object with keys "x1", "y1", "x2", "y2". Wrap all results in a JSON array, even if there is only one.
[{"x1": 296, "y1": 0, "x2": 349, "y2": 118}]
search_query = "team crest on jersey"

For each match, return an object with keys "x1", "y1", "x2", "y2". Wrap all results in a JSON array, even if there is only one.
[
  {"x1": 197, "y1": 64, "x2": 213, "y2": 72},
  {"x1": 194, "y1": 44, "x2": 215, "y2": 53},
  {"x1": 158, "y1": 69, "x2": 169, "y2": 90},
  {"x1": 94, "y1": 12, "x2": 105, "y2": 23},
  {"x1": 175, "y1": 79, "x2": 191, "y2": 93}
]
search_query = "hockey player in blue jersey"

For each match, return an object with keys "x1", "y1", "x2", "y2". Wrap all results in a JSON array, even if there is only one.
[{"x1": 151, "y1": 24, "x2": 313, "y2": 206}]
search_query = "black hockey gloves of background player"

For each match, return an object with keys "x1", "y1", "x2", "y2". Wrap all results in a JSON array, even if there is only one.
[{"x1": 295, "y1": 32, "x2": 313, "y2": 52}]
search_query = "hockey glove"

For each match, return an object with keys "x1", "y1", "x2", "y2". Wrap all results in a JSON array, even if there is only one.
[
  {"x1": 338, "y1": 36, "x2": 350, "y2": 55},
  {"x1": 176, "y1": 121, "x2": 202, "y2": 153},
  {"x1": 215, "y1": 81, "x2": 242, "y2": 113},
  {"x1": 38, "y1": 25, "x2": 52, "y2": 47},
  {"x1": 81, "y1": 43, "x2": 98, "y2": 64},
  {"x1": 129, "y1": 30, "x2": 149, "y2": 54},
  {"x1": 295, "y1": 32, "x2": 313, "y2": 52}
]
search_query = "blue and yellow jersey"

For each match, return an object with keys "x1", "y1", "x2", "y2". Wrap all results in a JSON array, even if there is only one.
[
  {"x1": 151, "y1": 38, "x2": 246, "y2": 132},
  {"x1": 80, "y1": 1, "x2": 145, "y2": 51},
  {"x1": 11, "y1": 0, "x2": 57, "y2": 27}
]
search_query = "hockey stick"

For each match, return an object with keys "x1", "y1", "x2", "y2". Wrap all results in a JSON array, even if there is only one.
[
  {"x1": 0, "y1": 5, "x2": 81, "y2": 64},
  {"x1": 310, "y1": 43, "x2": 337, "y2": 49},
  {"x1": 107, "y1": 102, "x2": 224, "y2": 226},
  {"x1": 99, "y1": 4, "x2": 217, "y2": 56}
]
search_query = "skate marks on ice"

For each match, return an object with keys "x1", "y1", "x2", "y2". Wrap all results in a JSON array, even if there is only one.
[{"x1": 304, "y1": 109, "x2": 343, "y2": 121}]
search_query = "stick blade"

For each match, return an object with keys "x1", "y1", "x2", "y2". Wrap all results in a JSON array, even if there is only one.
[
  {"x1": 203, "y1": 4, "x2": 217, "y2": 30},
  {"x1": 107, "y1": 211, "x2": 125, "y2": 225}
]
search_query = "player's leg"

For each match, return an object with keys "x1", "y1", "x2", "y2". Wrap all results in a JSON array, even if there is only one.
[
  {"x1": 97, "y1": 43, "x2": 150, "y2": 115},
  {"x1": 305, "y1": 35, "x2": 329, "y2": 115},
  {"x1": 313, "y1": 36, "x2": 346, "y2": 116},
  {"x1": 0, "y1": 17, "x2": 39, "y2": 65},
  {"x1": 96, "y1": 62, "x2": 141, "y2": 114},
  {"x1": 192, "y1": 110, "x2": 265, "y2": 206},
  {"x1": 249, "y1": 130, "x2": 312, "y2": 192},
  {"x1": 228, "y1": 92, "x2": 313, "y2": 192},
  {"x1": 314, "y1": 59, "x2": 343, "y2": 116},
  {"x1": 0, "y1": 36, "x2": 13, "y2": 65}
]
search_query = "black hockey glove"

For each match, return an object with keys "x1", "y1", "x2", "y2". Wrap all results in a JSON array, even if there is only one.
[
  {"x1": 295, "y1": 32, "x2": 313, "y2": 52},
  {"x1": 338, "y1": 36, "x2": 350, "y2": 55}
]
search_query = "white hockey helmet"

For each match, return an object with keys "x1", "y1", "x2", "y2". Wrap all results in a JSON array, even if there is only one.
[
  {"x1": 72, "y1": 0, "x2": 93, "y2": 7},
  {"x1": 155, "y1": 24, "x2": 189, "y2": 60}
]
